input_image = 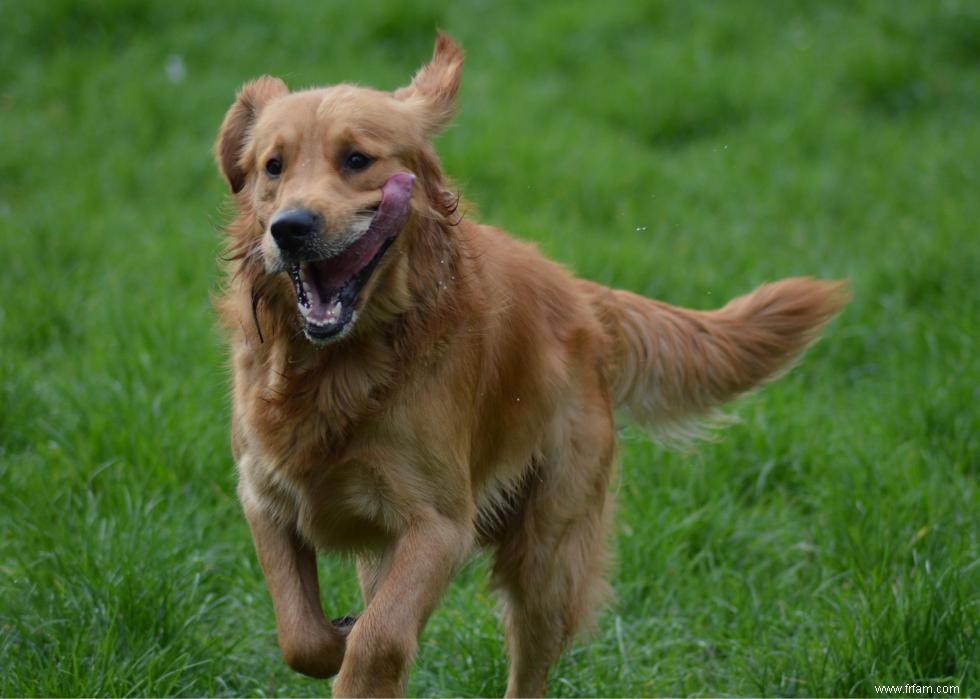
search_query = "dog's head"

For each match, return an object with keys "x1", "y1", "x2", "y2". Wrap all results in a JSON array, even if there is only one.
[{"x1": 216, "y1": 34, "x2": 463, "y2": 343}]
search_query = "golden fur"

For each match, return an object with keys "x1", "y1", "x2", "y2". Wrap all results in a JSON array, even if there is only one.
[{"x1": 214, "y1": 33, "x2": 849, "y2": 697}]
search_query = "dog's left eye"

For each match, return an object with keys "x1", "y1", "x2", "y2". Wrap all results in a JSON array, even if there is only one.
[{"x1": 344, "y1": 152, "x2": 373, "y2": 171}]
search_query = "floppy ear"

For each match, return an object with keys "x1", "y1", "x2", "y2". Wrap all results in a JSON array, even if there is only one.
[
  {"x1": 215, "y1": 76, "x2": 289, "y2": 193},
  {"x1": 394, "y1": 32, "x2": 464, "y2": 138}
]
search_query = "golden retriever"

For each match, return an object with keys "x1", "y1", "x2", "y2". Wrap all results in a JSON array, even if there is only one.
[{"x1": 214, "y1": 33, "x2": 848, "y2": 697}]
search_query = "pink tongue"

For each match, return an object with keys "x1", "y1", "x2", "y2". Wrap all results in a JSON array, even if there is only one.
[{"x1": 311, "y1": 172, "x2": 415, "y2": 293}]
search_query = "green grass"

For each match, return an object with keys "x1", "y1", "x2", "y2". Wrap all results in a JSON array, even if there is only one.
[{"x1": 1, "y1": 1, "x2": 977, "y2": 696}]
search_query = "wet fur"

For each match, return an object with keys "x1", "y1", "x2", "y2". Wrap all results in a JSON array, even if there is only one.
[{"x1": 214, "y1": 33, "x2": 848, "y2": 697}]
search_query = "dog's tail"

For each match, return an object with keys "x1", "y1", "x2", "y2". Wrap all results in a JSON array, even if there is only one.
[{"x1": 591, "y1": 277, "x2": 850, "y2": 442}]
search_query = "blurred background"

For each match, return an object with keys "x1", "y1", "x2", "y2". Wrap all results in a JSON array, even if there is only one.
[{"x1": 1, "y1": 1, "x2": 977, "y2": 696}]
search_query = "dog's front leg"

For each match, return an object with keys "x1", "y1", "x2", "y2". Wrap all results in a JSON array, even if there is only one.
[
  {"x1": 244, "y1": 503, "x2": 347, "y2": 678},
  {"x1": 333, "y1": 512, "x2": 472, "y2": 697}
]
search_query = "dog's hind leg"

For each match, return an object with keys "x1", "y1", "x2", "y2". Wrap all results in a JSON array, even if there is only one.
[{"x1": 491, "y1": 393, "x2": 616, "y2": 698}]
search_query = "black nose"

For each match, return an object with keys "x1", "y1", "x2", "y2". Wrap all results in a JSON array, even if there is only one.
[{"x1": 270, "y1": 209, "x2": 322, "y2": 253}]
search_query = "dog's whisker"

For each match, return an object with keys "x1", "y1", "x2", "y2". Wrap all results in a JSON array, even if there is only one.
[{"x1": 250, "y1": 285, "x2": 265, "y2": 344}]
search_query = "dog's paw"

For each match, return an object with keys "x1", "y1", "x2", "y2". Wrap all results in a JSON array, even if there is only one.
[{"x1": 331, "y1": 614, "x2": 359, "y2": 636}]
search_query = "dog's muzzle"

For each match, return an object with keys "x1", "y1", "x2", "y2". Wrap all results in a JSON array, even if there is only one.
[
  {"x1": 270, "y1": 209, "x2": 324, "y2": 256},
  {"x1": 278, "y1": 172, "x2": 415, "y2": 343}
]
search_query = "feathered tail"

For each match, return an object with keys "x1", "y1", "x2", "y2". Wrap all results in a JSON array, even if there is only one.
[{"x1": 592, "y1": 277, "x2": 850, "y2": 442}]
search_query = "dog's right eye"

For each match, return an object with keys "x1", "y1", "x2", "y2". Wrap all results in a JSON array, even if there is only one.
[{"x1": 265, "y1": 158, "x2": 283, "y2": 177}]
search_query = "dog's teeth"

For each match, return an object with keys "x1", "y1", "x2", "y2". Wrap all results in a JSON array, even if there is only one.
[{"x1": 331, "y1": 301, "x2": 342, "y2": 316}]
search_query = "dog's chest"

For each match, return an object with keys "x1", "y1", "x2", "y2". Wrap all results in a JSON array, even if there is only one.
[
  {"x1": 238, "y1": 432, "x2": 413, "y2": 552},
  {"x1": 232, "y1": 331, "x2": 477, "y2": 551},
  {"x1": 231, "y1": 352, "x2": 411, "y2": 550},
  {"x1": 237, "y1": 388, "x2": 456, "y2": 553}
]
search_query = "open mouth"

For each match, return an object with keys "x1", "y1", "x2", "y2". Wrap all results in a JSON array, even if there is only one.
[{"x1": 287, "y1": 172, "x2": 415, "y2": 342}]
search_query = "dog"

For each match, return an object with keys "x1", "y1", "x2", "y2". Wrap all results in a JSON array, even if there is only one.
[{"x1": 214, "y1": 33, "x2": 848, "y2": 697}]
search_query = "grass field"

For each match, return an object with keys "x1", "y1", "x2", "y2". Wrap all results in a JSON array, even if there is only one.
[{"x1": 1, "y1": 1, "x2": 978, "y2": 696}]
